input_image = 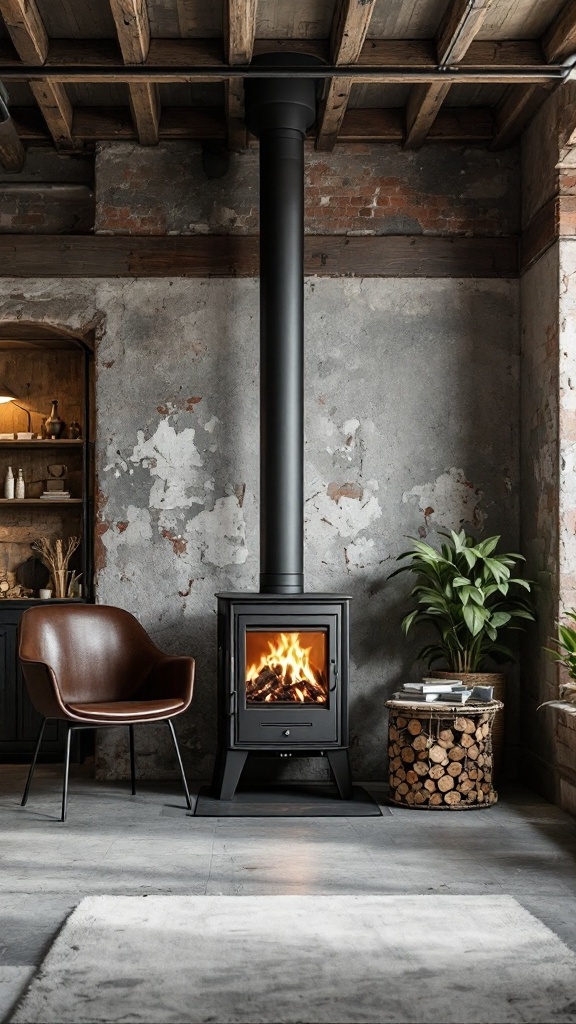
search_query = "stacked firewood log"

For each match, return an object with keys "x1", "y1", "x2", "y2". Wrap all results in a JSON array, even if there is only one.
[{"x1": 387, "y1": 707, "x2": 498, "y2": 809}]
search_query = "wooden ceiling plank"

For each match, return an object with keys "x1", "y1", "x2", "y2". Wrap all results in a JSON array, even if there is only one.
[
  {"x1": 404, "y1": 0, "x2": 495, "y2": 150},
  {"x1": 0, "y1": 0, "x2": 47, "y2": 65},
  {"x1": 543, "y1": 0, "x2": 576, "y2": 63},
  {"x1": 340, "y1": 105, "x2": 495, "y2": 143},
  {"x1": 317, "y1": 0, "x2": 377, "y2": 151},
  {"x1": 223, "y1": 1, "x2": 257, "y2": 151},
  {"x1": 29, "y1": 81, "x2": 73, "y2": 148},
  {"x1": 109, "y1": 0, "x2": 159, "y2": 145}
]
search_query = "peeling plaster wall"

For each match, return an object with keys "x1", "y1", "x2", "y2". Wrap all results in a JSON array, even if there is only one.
[{"x1": 0, "y1": 275, "x2": 519, "y2": 782}]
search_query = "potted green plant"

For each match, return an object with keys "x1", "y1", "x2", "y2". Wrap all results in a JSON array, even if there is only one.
[
  {"x1": 389, "y1": 529, "x2": 534, "y2": 774},
  {"x1": 541, "y1": 611, "x2": 576, "y2": 706}
]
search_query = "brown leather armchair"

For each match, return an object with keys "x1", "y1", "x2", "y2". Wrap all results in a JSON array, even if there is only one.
[{"x1": 18, "y1": 604, "x2": 195, "y2": 821}]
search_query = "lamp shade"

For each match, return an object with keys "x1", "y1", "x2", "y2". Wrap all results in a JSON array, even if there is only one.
[{"x1": 0, "y1": 383, "x2": 18, "y2": 404}]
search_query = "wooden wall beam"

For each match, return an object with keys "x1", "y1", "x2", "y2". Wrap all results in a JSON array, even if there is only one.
[
  {"x1": 405, "y1": 0, "x2": 494, "y2": 150},
  {"x1": 223, "y1": 0, "x2": 257, "y2": 151},
  {"x1": 316, "y1": 0, "x2": 377, "y2": 152},
  {"x1": 109, "y1": 0, "x2": 160, "y2": 145},
  {"x1": 0, "y1": 234, "x2": 519, "y2": 279}
]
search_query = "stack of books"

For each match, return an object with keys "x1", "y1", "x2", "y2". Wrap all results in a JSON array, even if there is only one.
[
  {"x1": 391, "y1": 679, "x2": 473, "y2": 705},
  {"x1": 40, "y1": 490, "x2": 71, "y2": 500}
]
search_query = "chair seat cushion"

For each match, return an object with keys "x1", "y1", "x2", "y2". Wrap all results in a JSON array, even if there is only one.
[{"x1": 65, "y1": 698, "x2": 185, "y2": 721}]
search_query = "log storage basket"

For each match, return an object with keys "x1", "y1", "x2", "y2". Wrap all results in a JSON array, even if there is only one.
[{"x1": 385, "y1": 700, "x2": 503, "y2": 810}]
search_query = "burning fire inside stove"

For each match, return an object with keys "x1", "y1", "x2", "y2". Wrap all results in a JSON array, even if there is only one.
[{"x1": 245, "y1": 630, "x2": 328, "y2": 704}]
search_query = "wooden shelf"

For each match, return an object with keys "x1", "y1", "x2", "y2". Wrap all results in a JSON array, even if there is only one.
[
  {"x1": 0, "y1": 499, "x2": 82, "y2": 506},
  {"x1": 0, "y1": 440, "x2": 84, "y2": 448}
]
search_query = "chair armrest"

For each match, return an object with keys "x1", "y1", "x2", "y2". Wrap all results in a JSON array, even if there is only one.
[{"x1": 136, "y1": 655, "x2": 195, "y2": 711}]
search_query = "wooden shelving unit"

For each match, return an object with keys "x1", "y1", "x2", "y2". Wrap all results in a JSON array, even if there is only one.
[{"x1": 0, "y1": 331, "x2": 94, "y2": 762}]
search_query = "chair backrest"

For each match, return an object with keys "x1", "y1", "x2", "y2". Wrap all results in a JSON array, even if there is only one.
[{"x1": 19, "y1": 604, "x2": 162, "y2": 704}]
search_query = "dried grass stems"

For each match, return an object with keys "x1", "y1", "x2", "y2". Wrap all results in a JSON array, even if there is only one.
[{"x1": 31, "y1": 536, "x2": 81, "y2": 598}]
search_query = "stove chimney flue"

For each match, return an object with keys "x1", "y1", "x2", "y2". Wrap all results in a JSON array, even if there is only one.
[{"x1": 246, "y1": 53, "x2": 321, "y2": 595}]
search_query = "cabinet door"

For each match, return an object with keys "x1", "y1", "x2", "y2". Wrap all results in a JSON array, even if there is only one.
[
  {"x1": 0, "y1": 611, "x2": 67, "y2": 761},
  {"x1": 0, "y1": 621, "x2": 17, "y2": 745}
]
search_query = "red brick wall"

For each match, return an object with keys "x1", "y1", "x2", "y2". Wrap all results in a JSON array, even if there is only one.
[{"x1": 95, "y1": 141, "x2": 519, "y2": 237}]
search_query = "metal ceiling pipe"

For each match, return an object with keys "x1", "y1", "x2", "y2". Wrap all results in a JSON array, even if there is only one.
[{"x1": 246, "y1": 53, "x2": 321, "y2": 595}]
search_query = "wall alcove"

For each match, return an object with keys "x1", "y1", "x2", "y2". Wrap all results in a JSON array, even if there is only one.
[{"x1": 0, "y1": 321, "x2": 94, "y2": 762}]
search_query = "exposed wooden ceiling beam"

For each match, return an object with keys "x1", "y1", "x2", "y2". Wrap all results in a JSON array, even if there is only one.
[
  {"x1": 316, "y1": 0, "x2": 377, "y2": 151},
  {"x1": 405, "y1": 0, "x2": 494, "y2": 150},
  {"x1": 436, "y1": 0, "x2": 495, "y2": 65},
  {"x1": 0, "y1": 0, "x2": 76, "y2": 151},
  {"x1": 491, "y1": 0, "x2": 574, "y2": 149},
  {"x1": 0, "y1": 0, "x2": 47, "y2": 65},
  {"x1": 224, "y1": 0, "x2": 257, "y2": 65},
  {"x1": 223, "y1": 0, "x2": 257, "y2": 150},
  {"x1": 109, "y1": 0, "x2": 160, "y2": 145},
  {"x1": 29, "y1": 80, "x2": 73, "y2": 147}
]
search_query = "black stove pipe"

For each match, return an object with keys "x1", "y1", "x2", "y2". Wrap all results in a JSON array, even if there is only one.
[{"x1": 246, "y1": 54, "x2": 320, "y2": 595}]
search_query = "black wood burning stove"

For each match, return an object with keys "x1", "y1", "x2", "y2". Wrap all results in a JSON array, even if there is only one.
[{"x1": 212, "y1": 55, "x2": 353, "y2": 800}]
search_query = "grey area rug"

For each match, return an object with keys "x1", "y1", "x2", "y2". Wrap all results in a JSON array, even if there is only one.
[
  {"x1": 11, "y1": 894, "x2": 576, "y2": 1024},
  {"x1": 194, "y1": 783, "x2": 384, "y2": 816}
]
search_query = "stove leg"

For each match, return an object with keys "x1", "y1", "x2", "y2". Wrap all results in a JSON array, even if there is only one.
[
  {"x1": 327, "y1": 749, "x2": 353, "y2": 800},
  {"x1": 213, "y1": 750, "x2": 248, "y2": 800}
]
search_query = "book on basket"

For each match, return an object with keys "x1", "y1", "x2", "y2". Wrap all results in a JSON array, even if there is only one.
[
  {"x1": 404, "y1": 680, "x2": 466, "y2": 694},
  {"x1": 391, "y1": 689, "x2": 473, "y2": 704}
]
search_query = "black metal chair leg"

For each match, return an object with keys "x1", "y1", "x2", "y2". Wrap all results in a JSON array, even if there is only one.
[
  {"x1": 61, "y1": 726, "x2": 73, "y2": 822},
  {"x1": 166, "y1": 719, "x2": 192, "y2": 810},
  {"x1": 21, "y1": 718, "x2": 47, "y2": 807},
  {"x1": 129, "y1": 724, "x2": 136, "y2": 795}
]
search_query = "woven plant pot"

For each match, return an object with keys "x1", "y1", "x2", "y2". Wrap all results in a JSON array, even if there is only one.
[{"x1": 430, "y1": 671, "x2": 506, "y2": 780}]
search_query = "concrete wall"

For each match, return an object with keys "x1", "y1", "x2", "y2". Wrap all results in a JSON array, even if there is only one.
[{"x1": 0, "y1": 272, "x2": 519, "y2": 782}]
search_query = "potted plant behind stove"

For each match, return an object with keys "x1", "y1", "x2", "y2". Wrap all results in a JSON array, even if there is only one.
[{"x1": 388, "y1": 529, "x2": 534, "y2": 778}]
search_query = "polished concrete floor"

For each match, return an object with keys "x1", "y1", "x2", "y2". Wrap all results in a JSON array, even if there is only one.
[{"x1": 2, "y1": 765, "x2": 576, "y2": 1022}]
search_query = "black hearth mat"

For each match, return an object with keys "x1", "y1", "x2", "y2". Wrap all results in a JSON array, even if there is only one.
[{"x1": 193, "y1": 784, "x2": 385, "y2": 817}]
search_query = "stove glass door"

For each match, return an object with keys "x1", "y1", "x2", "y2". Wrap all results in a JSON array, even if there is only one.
[{"x1": 245, "y1": 629, "x2": 328, "y2": 705}]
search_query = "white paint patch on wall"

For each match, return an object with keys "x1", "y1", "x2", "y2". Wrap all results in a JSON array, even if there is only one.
[
  {"x1": 185, "y1": 495, "x2": 248, "y2": 567},
  {"x1": 403, "y1": 467, "x2": 486, "y2": 532},
  {"x1": 130, "y1": 418, "x2": 205, "y2": 510},
  {"x1": 306, "y1": 474, "x2": 383, "y2": 570}
]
